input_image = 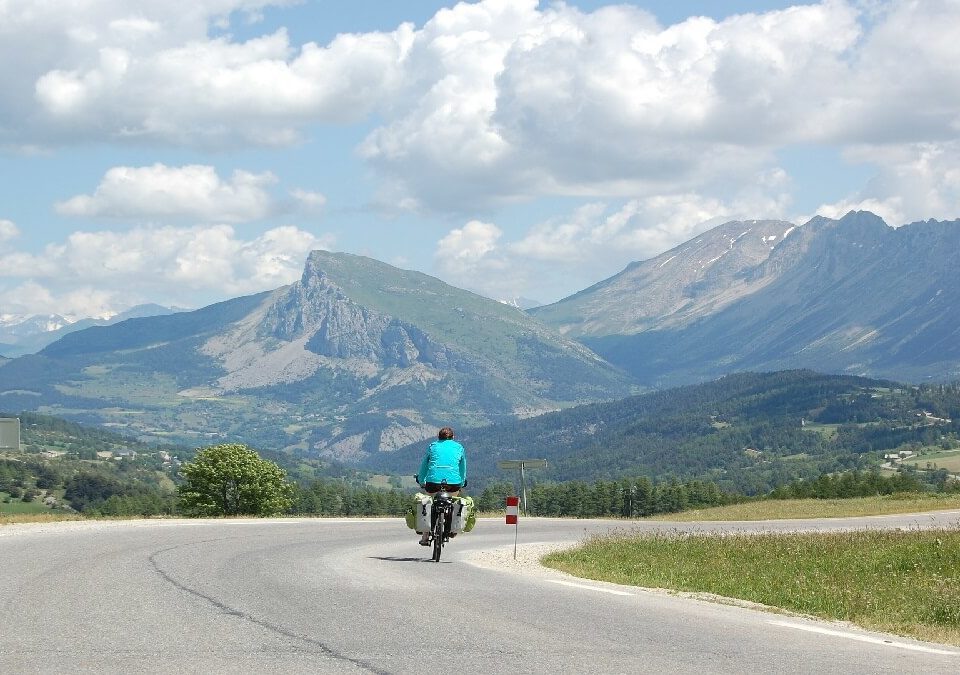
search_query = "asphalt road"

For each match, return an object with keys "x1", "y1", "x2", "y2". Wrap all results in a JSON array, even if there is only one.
[{"x1": 1, "y1": 512, "x2": 959, "y2": 674}]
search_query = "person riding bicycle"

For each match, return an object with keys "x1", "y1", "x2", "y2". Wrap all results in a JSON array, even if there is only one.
[{"x1": 416, "y1": 426, "x2": 466, "y2": 545}]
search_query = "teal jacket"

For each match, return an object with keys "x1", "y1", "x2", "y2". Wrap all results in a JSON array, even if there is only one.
[{"x1": 417, "y1": 439, "x2": 467, "y2": 486}]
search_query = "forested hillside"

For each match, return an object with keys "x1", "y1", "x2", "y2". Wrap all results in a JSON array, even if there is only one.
[
  {"x1": 0, "y1": 412, "x2": 184, "y2": 515},
  {"x1": 0, "y1": 412, "x2": 420, "y2": 517},
  {"x1": 365, "y1": 371, "x2": 960, "y2": 494}
]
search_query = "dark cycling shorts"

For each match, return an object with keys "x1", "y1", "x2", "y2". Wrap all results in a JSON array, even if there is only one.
[{"x1": 424, "y1": 482, "x2": 461, "y2": 493}]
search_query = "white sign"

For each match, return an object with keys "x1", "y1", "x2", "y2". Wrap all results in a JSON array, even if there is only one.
[{"x1": 0, "y1": 418, "x2": 19, "y2": 451}]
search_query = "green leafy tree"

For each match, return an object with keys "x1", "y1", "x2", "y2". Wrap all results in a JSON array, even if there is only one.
[{"x1": 178, "y1": 444, "x2": 293, "y2": 516}]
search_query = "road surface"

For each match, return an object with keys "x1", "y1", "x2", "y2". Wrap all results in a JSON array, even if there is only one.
[{"x1": 1, "y1": 512, "x2": 959, "y2": 674}]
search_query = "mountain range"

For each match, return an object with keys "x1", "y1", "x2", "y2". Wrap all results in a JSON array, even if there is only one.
[
  {"x1": 0, "y1": 304, "x2": 178, "y2": 358},
  {"x1": 532, "y1": 211, "x2": 960, "y2": 386},
  {"x1": 0, "y1": 210, "x2": 958, "y2": 465},
  {"x1": 0, "y1": 251, "x2": 633, "y2": 460}
]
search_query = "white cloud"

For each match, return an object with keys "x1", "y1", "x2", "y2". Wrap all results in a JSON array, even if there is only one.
[
  {"x1": 290, "y1": 188, "x2": 327, "y2": 213},
  {"x1": 434, "y1": 220, "x2": 509, "y2": 297},
  {"x1": 436, "y1": 220, "x2": 502, "y2": 263},
  {"x1": 0, "y1": 220, "x2": 19, "y2": 242},
  {"x1": 363, "y1": 0, "x2": 960, "y2": 213},
  {"x1": 0, "y1": 224, "x2": 333, "y2": 318},
  {"x1": 2, "y1": 0, "x2": 959, "y2": 226},
  {"x1": 3, "y1": 0, "x2": 410, "y2": 148},
  {"x1": 55, "y1": 164, "x2": 280, "y2": 222},
  {"x1": 362, "y1": 0, "x2": 867, "y2": 210},
  {"x1": 812, "y1": 141, "x2": 960, "y2": 225},
  {"x1": 434, "y1": 181, "x2": 791, "y2": 303},
  {"x1": 1, "y1": 278, "x2": 130, "y2": 321}
]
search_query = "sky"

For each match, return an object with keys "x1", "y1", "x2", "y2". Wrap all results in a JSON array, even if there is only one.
[{"x1": 1, "y1": 0, "x2": 959, "y2": 321}]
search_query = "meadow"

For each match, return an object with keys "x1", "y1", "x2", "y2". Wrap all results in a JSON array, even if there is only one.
[
  {"x1": 544, "y1": 525, "x2": 960, "y2": 646},
  {"x1": 648, "y1": 493, "x2": 960, "y2": 521},
  {"x1": 0, "y1": 492, "x2": 53, "y2": 516},
  {"x1": 902, "y1": 448, "x2": 960, "y2": 473}
]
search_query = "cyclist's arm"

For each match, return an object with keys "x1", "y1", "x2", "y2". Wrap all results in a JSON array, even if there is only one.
[
  {"x1": 459, "y1": 448, "x2": 467, "y2": 484},
  {"x1": 416, "y1": 451, "x2": 430, "y2": 485}
]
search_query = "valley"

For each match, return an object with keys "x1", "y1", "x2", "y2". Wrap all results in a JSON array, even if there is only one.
[{"x1": 2, "y1": 211, "x2": 959, "y2": 482}]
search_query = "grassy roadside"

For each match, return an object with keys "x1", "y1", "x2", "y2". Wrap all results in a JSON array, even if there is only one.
[
  {"x1": 0, "y1": 512, "x2": 84, "y2": 526},
  {"x1": 649, "y1": 493, "x2": 960, "y2": 521},
  {"x1": 544, "y1": 528, "x2": 960, "y2": 647},
  {"x1": 545, "y1": 493, "x2": 960, "y2": 646}
]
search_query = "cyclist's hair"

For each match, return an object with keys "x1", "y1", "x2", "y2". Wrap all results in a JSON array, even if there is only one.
[{"x1": 438, "y1": 426, "x2": 455, "y2": 440}]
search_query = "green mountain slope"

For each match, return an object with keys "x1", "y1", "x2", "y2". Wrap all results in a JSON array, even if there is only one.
[
  {"x1": 365, "y1": 370, "x2": 960, "y2": 494},
  {"x1": 533, "y1": 212, "x2": 960, "y2": 385},
  {"x1": 0, "y1": 252, "x2": 636, "y2": 462}
]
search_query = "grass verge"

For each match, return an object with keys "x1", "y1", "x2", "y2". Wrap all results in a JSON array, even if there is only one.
[
  {"x1": 650, "y1": 493, "x2": 960, "y2": 521},
  {"x1": 543, "y1": 528, "x2": 960, "y2": 646},
  {"x1": 0, "y1": 512, "x2": 84, "y2": 526}
]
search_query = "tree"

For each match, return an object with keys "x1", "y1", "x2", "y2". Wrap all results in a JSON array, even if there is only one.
[
  {"x1": 477, "y1": 481, "x2": 514, "y2": 512},
  {"x1": 178, "y1": 444, "x2": 294, "y2": 516},
  {"x1": 65, "y1": 473, "x2": 126, "y2": 512}
]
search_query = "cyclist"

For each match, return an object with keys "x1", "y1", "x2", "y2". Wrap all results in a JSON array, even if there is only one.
[{"x1": 416, "y1": 426, "x2": 467, "y2": 545}]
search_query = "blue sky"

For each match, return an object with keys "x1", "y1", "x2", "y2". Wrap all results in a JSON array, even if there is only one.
[{"x1": 1, "y1": 0, "x2": 958, "y2": 321}]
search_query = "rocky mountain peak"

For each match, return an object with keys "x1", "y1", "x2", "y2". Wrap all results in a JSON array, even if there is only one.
[
  {"x1": 258, "y1": 254, "x2": 452, "y2": 368},
  {"x1": 531, "y1": 218, "x2": 795, "y2": 336}
]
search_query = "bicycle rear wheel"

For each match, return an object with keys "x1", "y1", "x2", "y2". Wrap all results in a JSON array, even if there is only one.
[{"x1": 431, "y1": 506, "x2": 444, "y2": 562}]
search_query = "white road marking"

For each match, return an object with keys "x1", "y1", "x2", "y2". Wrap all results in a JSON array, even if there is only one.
[
  {"x1": 546, "y1": 579, "x2": 634, "y2": 596},
  {"x1": 768, "y1": 620, "x2": 959, "y2": 655}
]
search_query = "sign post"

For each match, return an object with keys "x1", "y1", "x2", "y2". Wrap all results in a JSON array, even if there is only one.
[
  {"x1": 505, "y1": 495, "x2": 520, "y2": 559},
  {"x1": 497, "y1": 459, "x2": 547, "y2": 516},
  {"x1": 0, "y1": 418, "x2": 18, "y2": 516},
  {"x1": 499, "y1": 460, "x2": 546, "y2": 560}
]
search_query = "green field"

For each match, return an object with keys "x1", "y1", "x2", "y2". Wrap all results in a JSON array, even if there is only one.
[
  {"x1": 902, "y1": 449, "x2": 960, "y2": 473},
  {"x1": 800, "y1": 422, "x2": 840, "y2": 439},
  {"x1": 365, "y1": 474, "x2": 417, "y2": 490},
  {"x1": 0, "y1": 493, "x2": 54, "y2": 515}
]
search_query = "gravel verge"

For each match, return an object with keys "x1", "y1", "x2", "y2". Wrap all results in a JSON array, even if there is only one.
[{"x1": 466, "y1": 540, "x2": 581, "y2": 578}]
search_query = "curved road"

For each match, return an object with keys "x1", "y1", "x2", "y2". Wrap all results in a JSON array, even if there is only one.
[{"x1": 1, "y1": 512, "x2": 959, "y2": 674}]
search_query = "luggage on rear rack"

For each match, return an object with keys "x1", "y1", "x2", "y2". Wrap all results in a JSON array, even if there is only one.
[
  {"x1": 406, "y1": 492, "x2": 475, "y2": 534},
  {"x1": 449, "y1": 495, "x2": 477, "y2": 533},
  {"x1": 405, "y1": 492, "x2": 432, "y2": 533}
]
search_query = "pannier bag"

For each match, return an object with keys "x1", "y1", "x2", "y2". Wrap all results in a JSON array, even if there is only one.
[
  {"x1": 405, "y1": 493, "x2": 476, "y2": 533},
  {"x1": 406, "y1": 493, "x2": 432, "y2": 533},
  {"x1": 450, "y1": 495, "x2": 477, "y2": 533}
]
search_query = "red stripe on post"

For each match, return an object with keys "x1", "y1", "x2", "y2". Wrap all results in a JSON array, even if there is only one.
[{"x1": 506, "y1": 496, "x2": 519, "y2": 524}]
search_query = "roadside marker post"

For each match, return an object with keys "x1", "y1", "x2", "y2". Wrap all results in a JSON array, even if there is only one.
[
  {"x1": 499, "y1": 460, "x2": 546, "y2": 561},
  {"x1": 506, "y1": 496, "x2": 520, "y2": 559},
  {"x1": 497, "y1": 458, "x2": 547, "y2": 516}
]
